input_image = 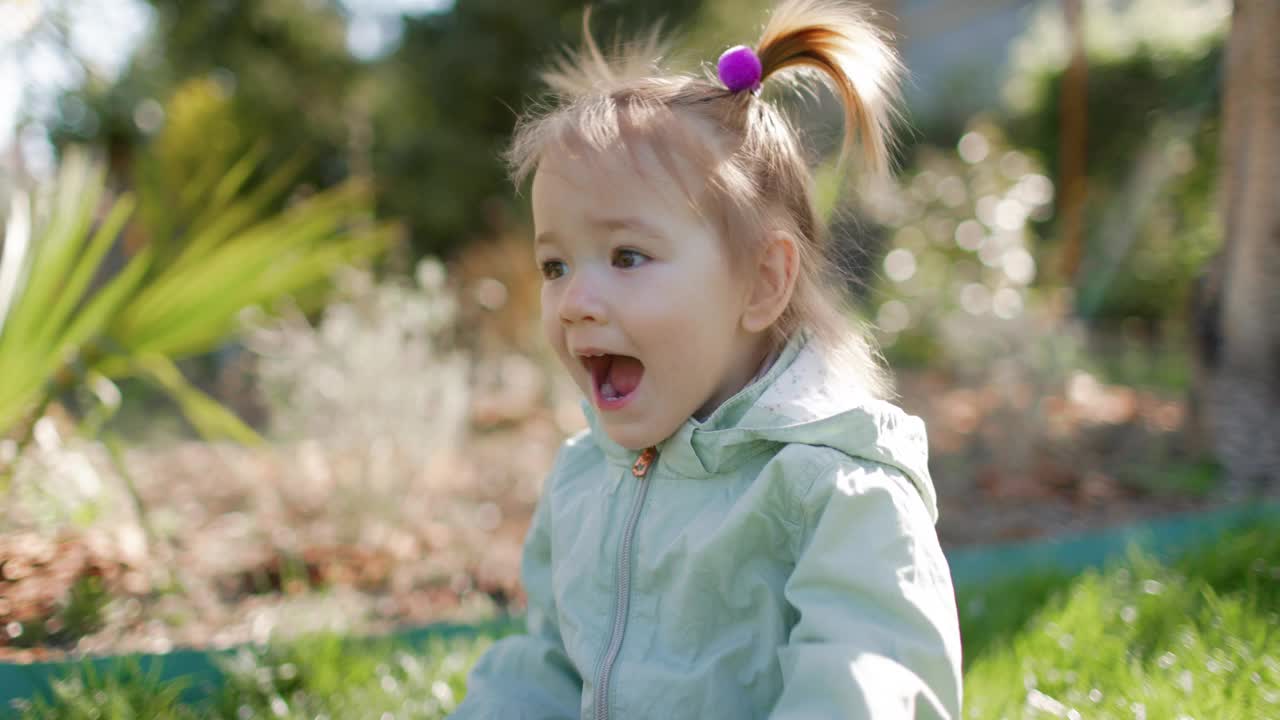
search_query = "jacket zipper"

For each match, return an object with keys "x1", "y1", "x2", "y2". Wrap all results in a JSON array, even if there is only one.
[{"x1": 592, "y1": 446, "x2": 658, "y2": 720}]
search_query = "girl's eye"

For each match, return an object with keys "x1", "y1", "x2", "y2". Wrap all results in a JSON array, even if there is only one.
[
  {"x1": 540, "y1": 260, "x2": 567, "y2": 280},
  {"x1": 613, "y1": 249, "x2": 649, "y2": 269}
]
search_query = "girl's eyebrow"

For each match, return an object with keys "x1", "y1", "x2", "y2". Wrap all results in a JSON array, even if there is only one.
[
  {"x1": 589, "y1": 216, "x2": 663, "y2": 237},
  {"x1": 534, "y1": 217, "x2": 663, "y2": 247}
]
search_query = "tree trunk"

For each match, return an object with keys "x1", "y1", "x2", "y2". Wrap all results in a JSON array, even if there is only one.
[
  {"x1": 1195, "y1": 0, "x2": 1280, "y2": 491},
  {"x1": 1057, "y1": 0, "x2": 1088, "y2": 282}
]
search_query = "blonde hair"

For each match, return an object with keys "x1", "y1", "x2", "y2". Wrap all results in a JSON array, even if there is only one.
[{"x1": 508, "y1": 0, "x2": 903, "y2": 398}]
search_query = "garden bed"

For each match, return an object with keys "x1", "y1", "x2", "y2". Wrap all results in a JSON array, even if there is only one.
[{"x1": 0, "y1": 357, "x2": 1248, "y2": 666}]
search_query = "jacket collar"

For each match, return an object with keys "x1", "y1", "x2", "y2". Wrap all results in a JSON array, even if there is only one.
[
  {"x1": 580, "y1": 333, "x2": 804, "y2": 470},
  {"x1": 581, "y1": 332, "x2": 937, "y2": 520}
]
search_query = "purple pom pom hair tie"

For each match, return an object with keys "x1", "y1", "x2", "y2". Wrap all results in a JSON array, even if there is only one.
[{"x1": 717, "y1": 45, "x2": 763, "y2": 94}]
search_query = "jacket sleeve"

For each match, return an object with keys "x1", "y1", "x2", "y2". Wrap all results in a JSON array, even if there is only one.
[
  {"x1": 770, "y1": 457, "x2": 963, "y2": 720},
  {"x1": 450, "y1": 478, "x2": 582, "y2": 719}
]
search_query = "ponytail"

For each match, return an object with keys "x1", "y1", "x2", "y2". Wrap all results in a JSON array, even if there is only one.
[{"x1": 755, "y1": 0, "x2": 901, "y2": 175}]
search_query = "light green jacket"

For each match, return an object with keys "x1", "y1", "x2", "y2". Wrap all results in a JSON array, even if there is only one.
[{"x1": 451, "y1": 335, "x2": 963, "y2": 719}]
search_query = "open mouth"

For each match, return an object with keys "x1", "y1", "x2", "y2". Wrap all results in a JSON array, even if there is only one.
[{"x1": 580, "y1": 353, "x2": 645, "y2": 409}]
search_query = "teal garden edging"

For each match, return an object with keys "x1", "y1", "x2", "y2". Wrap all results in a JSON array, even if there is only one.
[{"x1": 945, "y1": 500, "x2": 1280, "y2": 587}]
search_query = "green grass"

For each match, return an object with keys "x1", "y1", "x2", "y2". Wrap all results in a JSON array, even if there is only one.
[
  {"x1": 955, "y1": 568, "x2": 1080, "y2": 669},
  {"x1": 10, "y1": 635, "x2": 497, "y2": 719},
  {"x1": 963, "y1": 525, "x2": 1280, "y2": 718},
  {"x1": 13, "y1": 658, "x2": 198, "y2": 719},
  {"x1": 11, "y1": 524, "x2": 1280, "y2": 719},
  {"x1": 208, "y1": 634, "x2": 495, "y2": 719}
]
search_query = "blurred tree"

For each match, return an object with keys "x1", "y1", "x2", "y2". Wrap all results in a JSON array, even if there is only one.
[
  {"x1": 50, "y1": 0, "x2": 358, "y2": 186},
  {"x1": 48, "y1": 0, "x2": 706, "y2": 262},
  {"x1": 1194, "y1": 0, "x2": 1280, "y2": 491},
  {"x1": 1005, "y1": 5, "x2": 1225, "y2": 330},
  {"x1": 1055, "y1": 0, "x2": 1086, "y2": 282},
  {"x1": 370, "y1": 0, "x2": 703, "y2": 258}
]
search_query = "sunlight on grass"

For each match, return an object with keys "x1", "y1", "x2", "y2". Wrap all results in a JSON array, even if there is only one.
[
  {"x1": 13, "y1": 633, "x2": 499, "y2": 719},
  {"x1": 15, "y1": 658, "x2": 198, "y2": 720},
  {"x1": 210, "y1": 633, "x2": 495, "y2": 719},
  {"x1": 963, "y1": 525, "x2": 1280, "y2": 719}
]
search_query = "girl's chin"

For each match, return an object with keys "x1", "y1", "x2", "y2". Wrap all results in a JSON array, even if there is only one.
[
  {"x1": 605, "y1": 430, "x2": 665, "y2": 452},
  {"x1": 599, "y1": 414, "x2": 685, "y2": 452}
]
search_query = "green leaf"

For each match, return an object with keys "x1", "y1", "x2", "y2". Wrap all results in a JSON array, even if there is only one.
[
  {"x1": 208, "y1": 139, "x2": 269, "y2": 212},
  {"x1": 34, "y1": 194, "x2": 137, "y2": 351},
  {"x1": 113, "y1": 181, "x2": 378, "y2": 354},
  {"x1": 126, "y1": 226, "x2": 390, "y2": 359},
  {"x1": 3, "y1": 150, "x2": 104, "y2": 347},
  {"x1": 186, "y1": 144, "x2": 308, "y2": 243},
  {"x1": 57, "y1": 246, "x2": 154, "y2": 362},
  {"x1": 131, "y1": 354, "x2": 262, "y2": 445},
  {"x1": 0, "y1": 190, "x2": 33, "y2": 335}
]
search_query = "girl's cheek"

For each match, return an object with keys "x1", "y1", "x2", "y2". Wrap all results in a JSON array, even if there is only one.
[
  {"x1": 539, "y1": 284, "x2": 557, "y2": 317},
  {"x1": 539, "y1": 294, "x2": 561, "y2": 344}
]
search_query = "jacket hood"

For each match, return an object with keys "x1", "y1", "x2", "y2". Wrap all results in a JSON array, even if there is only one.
[{"x1": 582, "y1": 332, "x2": 937, "y2": 522}]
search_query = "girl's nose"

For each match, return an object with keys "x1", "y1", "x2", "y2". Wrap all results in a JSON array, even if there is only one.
[{"x1": 559, "y1": 270, "x2": 606, "y2": 324}]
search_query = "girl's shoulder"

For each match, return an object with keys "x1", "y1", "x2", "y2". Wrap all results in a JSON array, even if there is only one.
[{"x1": 761, "y1": 442, "x2": 936, "y2": 531}]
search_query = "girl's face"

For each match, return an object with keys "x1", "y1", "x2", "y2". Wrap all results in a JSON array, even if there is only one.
[{"x1": 532, "y1": 144, "x2": 768, "y2": 450}]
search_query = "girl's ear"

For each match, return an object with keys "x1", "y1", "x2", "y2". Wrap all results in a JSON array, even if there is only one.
[{"x1": 741, "y1": 230, "x2": 799, "y2": 334}]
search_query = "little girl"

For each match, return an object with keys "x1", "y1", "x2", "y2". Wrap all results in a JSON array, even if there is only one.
[{"x1": 452, "y1": 1, "x2": 962, "y2": 717}]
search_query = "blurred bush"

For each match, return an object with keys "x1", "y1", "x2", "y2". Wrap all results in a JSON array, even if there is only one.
[
  {"x1": 860, "y1": 119, "x2": 1055, "y2": 374},
  {"x1": 230, "y1": 260, "x2": 487, "y2": 582},
  {"x1": 247, "y1": 259, "x2": 464, "y2": 444},
  {"x1": 1002, "y1": 0, "x2": 1227, "y2": 329}
]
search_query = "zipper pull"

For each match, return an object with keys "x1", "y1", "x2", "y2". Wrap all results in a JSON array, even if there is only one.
[{"x1": 631, "y1": 447, "x2": 658, "y2": 478}]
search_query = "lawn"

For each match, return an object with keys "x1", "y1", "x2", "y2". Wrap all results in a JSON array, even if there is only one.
[
  {"x1": 9, "y1": 522, "x2": 1279, "y2": 719},
  {"x1": 959, "y1": 524, "x2": 1280, "y2": 718}
]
